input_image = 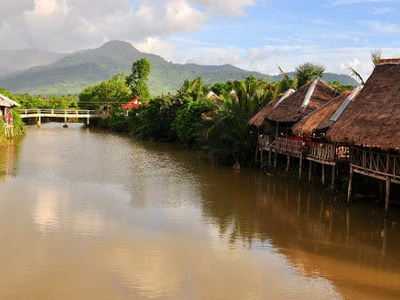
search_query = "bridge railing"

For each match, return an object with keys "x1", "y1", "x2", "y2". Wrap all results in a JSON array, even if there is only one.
[{"x1": 20, "y1": 109, "x2": 97, "y2": 116}]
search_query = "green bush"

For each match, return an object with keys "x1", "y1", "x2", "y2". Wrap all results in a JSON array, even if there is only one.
[{"x1": 172, "y1": 98, "x2": 215, "y2": 147}]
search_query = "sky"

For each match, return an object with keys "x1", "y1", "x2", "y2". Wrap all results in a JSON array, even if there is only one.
[{"x1": 1, "y1": 0, "x2": 400, "y2": 79}]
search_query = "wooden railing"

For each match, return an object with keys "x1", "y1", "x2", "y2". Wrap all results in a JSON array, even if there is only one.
[
  {"x1": 258, "y1": 135, "x2": 274, "y2": 150},
  {"x1": 308, "y1": 143, "x2": 337, "y2": 163},
  {"x1": 350, "y1": 147, "x2": 400, "y2": 183},
  {"x1": 274, "y1": 137, "x2": 304, "y2": 157},
  {"x1": 20, "y1": 109, "x2": 98, "y2": 117}
]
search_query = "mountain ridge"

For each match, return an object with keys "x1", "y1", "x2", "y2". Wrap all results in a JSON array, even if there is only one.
[{"x1": 0, "y1": 41, "x2": 358, "y2": 95}]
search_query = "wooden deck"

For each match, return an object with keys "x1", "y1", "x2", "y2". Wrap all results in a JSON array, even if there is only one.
[
  {"x1": 273, "y1": 137, "x2": 304, "y2": 158},
  {"x1": 350, "y1": 147, "x2": 400, "y2": 184},
  {"x1": 306, "y1": 143, "x2": 349, "y2": 165}
]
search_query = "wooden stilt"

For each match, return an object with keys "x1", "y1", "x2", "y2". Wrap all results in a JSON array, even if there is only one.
[
  {"x1": 347, "y1": 166, "x2": 354, "y2": 203},
  {"x1": 255, "y1": 148, "x2": 258, "y2": 165},
  {"x1": 299, "y1": 153, "x2": 303, "y2": 180},
  {"x1": 322, "y1": 164, "x2": 325, "y2": 185},
  {"x1": 331, "y1": 165, "x2": 336, "y2": 189},
  {"x1": 286, "y1": 155, "x2": 290, "y2": 172},
  {"x1": 385, "y1": 178, "x2": 391, "y2": 215},
  {"x1": 273, "y1": 152, "x2": 278, "y2": 170},
  {"x1": 268, "y1": 150, "x2": 272, "y2": 166},
  {"x1": 308, "y1": 161, "x2": 312, "y2": 182},
  {"x1": 260, "y1": 150, "x2": 263, "y2": 166}
]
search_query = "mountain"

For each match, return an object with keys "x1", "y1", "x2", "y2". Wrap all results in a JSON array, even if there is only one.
[
  {"x1": 0, "y1": 49, "x2": 67, "y2": 77},
  {"x1": 0, "y1": 41, "x2": 358, "y2": 95}
]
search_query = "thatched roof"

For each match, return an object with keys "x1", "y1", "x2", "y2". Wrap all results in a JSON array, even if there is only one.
[
  {"x1": 0, "y1": 93, "x2": 20, "y2": 108},
  {"x1": 248, "y1": 79, "x2": 338, "y2": 127},
  {"x1": 326, "y1": 61, "x2": 400, "y2": 151},
  {"x1": 292, "y1": 88, "x2": 363, "y2": 135}
]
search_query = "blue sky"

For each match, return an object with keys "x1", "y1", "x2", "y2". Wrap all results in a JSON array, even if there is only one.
[
  {"x1": 1, "y1": 0, "x2": 400, "y2": 78},
  {"x1": 153, "y1": 0, "x2": 400, "y2": 78}
]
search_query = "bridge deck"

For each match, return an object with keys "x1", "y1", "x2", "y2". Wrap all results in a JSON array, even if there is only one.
[{"x1": 20, "y1": 109, "x2": 101, "y2": 119}]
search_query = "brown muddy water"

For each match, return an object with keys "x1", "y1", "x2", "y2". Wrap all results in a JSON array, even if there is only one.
[{"x1": 0, "y1": 124, "x2": 399, "y2": 300}]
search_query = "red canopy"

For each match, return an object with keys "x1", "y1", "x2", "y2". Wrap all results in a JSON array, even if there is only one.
[{"x1": 122, "y1": 97, "x2": 142, "y2": 109}]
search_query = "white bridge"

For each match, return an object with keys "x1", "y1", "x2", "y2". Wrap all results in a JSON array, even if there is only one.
[{"x1": 20, "y1": 109, "x2": 102, "y2": 125}]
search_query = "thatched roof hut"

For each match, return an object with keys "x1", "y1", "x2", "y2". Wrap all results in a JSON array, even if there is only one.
[
  {"x1": 292, "y1": 87, "x2": 362, "y2": 136},
  {"x1": 326, "y1": 60, "x2": 400, "y2": 151},
  {"x1": 249, "y1": 79, "x2": 339, "y2": 127},
  {"x1": 0, "y1": 93, "x2": 20, "y2": 108}
]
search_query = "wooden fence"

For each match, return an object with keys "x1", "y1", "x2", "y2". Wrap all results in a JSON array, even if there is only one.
[
  {"x1": 350, "y1": 147, "x2": 400, "y2": 183},
  {"x1": 273, "y1": 137, "x2": 304, "y2": 157}
]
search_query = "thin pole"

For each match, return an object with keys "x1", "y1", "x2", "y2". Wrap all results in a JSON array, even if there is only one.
[
  {"x1": 322, "y1": 164, "x2": 325, "y2": 185},
  {"x1": 286, "y1": 155, "x2": 290, "y2": 172},
  {"x1": 385, "y1": 178, "x2": 391, "y2": 215},
  {"x1": 331, "y1": 165, "x2": 336, "y2": 189},
  {"x1": 308, "y1": 160, "x2": 312, "y2": 182},
  {"x1": 347, "y1": 166, "x2": 354, "y2": 203}
]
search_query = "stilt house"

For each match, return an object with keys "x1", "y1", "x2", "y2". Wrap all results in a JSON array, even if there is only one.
[
  {"x1": 0, "y1": 92, "x2": 20, "y2": 126},
  {"x1": 249, "y1": 79, "x2": 339, "y2": 174},
  {"x1": 291, "y1": 87, "x2": 363, "y2": 185},
  {"x1": 326, "y1": 59, "x2": 400, "y2": 209}
]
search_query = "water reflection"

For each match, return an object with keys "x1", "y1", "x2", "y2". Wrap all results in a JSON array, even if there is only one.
[
  {"x1": 0, "y1": 143, "x2": 20, "y2": 181},
  {"x1": 197, "y1": 174, "x2": 400, "y2": 299},
  {"x1": 0, "y1": 124, "x2": 399, "y2": 299}
]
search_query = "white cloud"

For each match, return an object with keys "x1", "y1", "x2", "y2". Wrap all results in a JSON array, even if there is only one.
[
  {"x1": 0, "y1": 0, "x2": 256, "y2": 51},
  {"x1": 166, "y1": 43, "x2": 400, "y2": 80},
  {"x1": 134, "y1": 37, "x2": 176, "y2": 61},
  {"x1": 194, "y1": 0, "x2": 256, "y2": 16},
  {"x1": 363, "y1": 20, "x2": 400, "y2": 32}
]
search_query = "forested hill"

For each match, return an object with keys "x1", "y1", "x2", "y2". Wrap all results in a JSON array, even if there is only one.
[{"x1": 0, "y1": 41, "x2": 358, "y2": 95}]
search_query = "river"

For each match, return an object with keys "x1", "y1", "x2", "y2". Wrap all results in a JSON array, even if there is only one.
[{"x1": 0, "y1": 124, "x2": 399, "y2": 300}]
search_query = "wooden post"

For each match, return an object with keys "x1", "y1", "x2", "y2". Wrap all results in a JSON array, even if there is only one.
[
  {"x1": 331, "y1": 165, "x2": 336, "y2": 189},
  {"x1": 322, "y1": 164, "x2": 325, "y2": 185},
  {"x1": 299, "y1": 152, "x2": 303, "y2": 180},
  {"x1": 286, "y1": 155, "x2": 290, "y2": 172},
  {"x1": 308, "y1": 160, "x2": 312, "y2": 182},
  {"x1": 273, "y1": 152, "x2": 278, "y2": 170},
  {"x1": 347, "y1": 166, "x2": 354, "y2": 203},
  {"x1": 385, "y1": 178, "x2": 391, "y2": 215},
  {"x1": 268, "y1": 150, "x2": 272, "y2": 166},
  {"x1": 260, "y1": 149, "x2": 263, "y2": 166}
]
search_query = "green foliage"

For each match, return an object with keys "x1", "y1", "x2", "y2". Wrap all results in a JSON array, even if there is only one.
[
  {"x1": 12, "y1": 110, "x2": 25, "y2": 136},
  {"x1": 79, "y1": 73, "x2": 131, "y2": 110},
  {"x1": 172, "y1": 98, "x2": 216, "y2": 147},
  {"x1": 134, "y1": 95, "x2": 181, "y2": 142},
  {"x1": 98, "y1": 107, "x2": 132, "y2": 133},
  {"x1": 198, "y1": 77, "x2": 276, "y2": 165},
  {"x1": 371, "y1": 49, "x2": 382, "y2": 66},
  {"x1": 328, "y1": 81, "x2": 354, "y2": 93},
  {"x1": 294, "y1": 62, "x2": 325, "y2": 88},
  {"x1": 126, "y1": 58, "x2": 151, "y2": 101}
]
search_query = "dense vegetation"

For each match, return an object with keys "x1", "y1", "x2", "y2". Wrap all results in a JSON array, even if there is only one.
[
  {"x1": 79, "y1": 58, "x2": 354, "y2": 168},
  {"x1": 0, "y1": 40, "x2": 358, "y2": 96}
]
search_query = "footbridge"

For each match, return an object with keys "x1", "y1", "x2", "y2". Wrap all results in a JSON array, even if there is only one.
[{"x1": 19, "y1": 109, "x2": 102, "y2": 125}]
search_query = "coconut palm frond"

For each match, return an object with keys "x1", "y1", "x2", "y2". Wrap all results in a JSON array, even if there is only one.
[{"x1": 349, "y1": 67, "x2": 365, "y2": 85}]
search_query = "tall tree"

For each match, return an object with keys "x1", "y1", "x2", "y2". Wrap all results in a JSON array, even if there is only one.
[
  {"x1": 126, "y1": 58, "x2": 151, "y2": 101},
  {"x1": 294, "y1": 63, "x2": 325, "y2": 88}
]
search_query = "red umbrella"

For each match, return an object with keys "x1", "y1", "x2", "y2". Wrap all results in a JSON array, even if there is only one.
[{"x1": 122, "y1": 97, "x2": 142, "y2": 109}]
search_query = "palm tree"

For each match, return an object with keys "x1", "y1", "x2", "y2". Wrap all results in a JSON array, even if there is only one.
[
  {"x1": 294, "y1": 63, "x2": 325, "y2": 88},
  {"x1": 199, "y1": 78, "x2": 276, "y2": 167},
  {"x1": 349, "y1": 49, "x2": 382, "y2": 85}
]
